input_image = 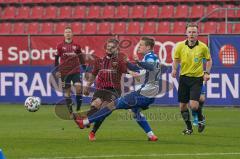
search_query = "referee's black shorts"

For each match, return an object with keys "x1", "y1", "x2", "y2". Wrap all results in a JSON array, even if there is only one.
[{"x1": 178, "y1": 75, "x2": 203, "y2": 103}]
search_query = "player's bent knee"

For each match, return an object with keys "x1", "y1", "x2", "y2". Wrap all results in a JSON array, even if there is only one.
[{"x1": 91, "y1": 98, "x2": 103, "y2": 109}]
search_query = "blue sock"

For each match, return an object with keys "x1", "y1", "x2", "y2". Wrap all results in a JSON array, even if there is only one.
[
  {"x1": 133, "y1": 110, "x2": 152, "y2": 133},
  {"x1": 192, "y1": 110, "x2": 198, "y2": 118},
  {"x1": 88, "y1": 107, "x2": 112, "y2": 123}
]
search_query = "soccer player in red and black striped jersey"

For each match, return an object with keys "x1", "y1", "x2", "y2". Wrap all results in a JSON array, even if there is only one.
[
  {"x1": 55, "y1": 26, "x2": 85, "y2": 112},
  {"x1": 83, "y1": 38, "x2": 128, "y2": 141}
]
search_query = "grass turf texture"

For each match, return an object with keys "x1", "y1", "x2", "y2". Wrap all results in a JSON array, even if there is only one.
[{"x1": 0, "y1": 104, "x2": 240, "y2": 159}]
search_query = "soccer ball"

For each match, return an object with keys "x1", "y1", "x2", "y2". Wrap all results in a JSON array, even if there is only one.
[{"x1": 24, "y1": 96, "x2": 41, "y2": 112}]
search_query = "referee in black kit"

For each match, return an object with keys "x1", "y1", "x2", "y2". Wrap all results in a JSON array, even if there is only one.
[{"x1": 171, "y1": 23, "x2": 212, "y2": 135}]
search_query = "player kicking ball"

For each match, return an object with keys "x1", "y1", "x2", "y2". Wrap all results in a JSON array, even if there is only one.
[{"x1": 73, "y1": 37, "x2": 161, "y2": 141}]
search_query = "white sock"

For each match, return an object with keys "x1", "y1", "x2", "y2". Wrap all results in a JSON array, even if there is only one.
[
  {"x1": 83, "y1": 118, "x2": 89, "y2": 125},
  {"x1": 147, "y1": 131, "x2": 154, "y2": 137}
]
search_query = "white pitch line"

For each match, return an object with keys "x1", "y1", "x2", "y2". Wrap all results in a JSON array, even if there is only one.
[{"x1": 27, "y1": 152, "x2": 240, "y2": 159}]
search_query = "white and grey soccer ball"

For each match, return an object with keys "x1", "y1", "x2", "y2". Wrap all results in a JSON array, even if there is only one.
[{"x1": 24, "y1": 96, "x2": 41, "y2": 112}]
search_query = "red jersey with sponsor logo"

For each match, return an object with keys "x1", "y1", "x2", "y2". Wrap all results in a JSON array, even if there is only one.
[
  {"x1": 56, "y1": 40, "x2": 84, "y2": 76},
  {"x1": 92, "y1": 53, "x2": 128, "y2": 90}
]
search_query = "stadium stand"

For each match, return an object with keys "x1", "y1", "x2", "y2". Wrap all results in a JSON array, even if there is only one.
[
  {"x1": 142, "y1": 22, "x2": 156, "y2": 34},
  {"x1": 26, "y1": 22, "x2": 39, "y2": 34},
  {"x1": 127, "y1": 22, "x2": 141, "y2": 34},
  {"x1": 31, "y1": 6, "x2": 44, "y2": 19},
  {"x1": 71, "y1": 22, "x2": 83, "y2": 34},
  {"x1": 0, "y1": 23, "x2": 11, "y2": 34},
  {"x1": 98, "y1": 22, "x2": 111, "y2": 34},
  {"x1": 2, "y1": 6, "x2": 16, "y2": 19},
  {"x1": 58, "y1": 6, "x2": 72, "y2": 19},
  {"x1": 43, "y1": 6, "x2": 57, "y2": 19},
  {"x1": 72, "y1": 6, "x2": 86, "y2": 19},
  {"x1": 174, "y1": 5, "x2": 189, "y2": 19},
  {"x1": 217, "y1": 22, "x2": 232, "y2": 34},
  {"x1": 131, "y1": 5, "x2": 145, "y2": 19},
  {"x1": 41, "y1": 22, "x2": 53, "y2": 34},
  {"x1": 116, "y1": 5, "x2": 129, "y2": 19},
  {"x1": 16, "y1": 6, "x2": 30, "y2": 19},
  {"x1": 157, "y1": 21, "x2": 171, "y2": 34},
  {"x1": 172, "y1": 22, "x2": 186, "y2": 34},
  {"x1": 12, "y1": 23, "x2": 25, "y2": 34},
  {"x1": 145, "y1": 5, "x2": 159, "y2": 19},
  {"x1": 0, "y1": 1, "x2": 239, "y2": 34},
  {"x1": 102, "y1": 5, "x2": 115, "y2": 19},
  {"x1": 84, "y1": 22, "x2": 97, "y2": 34},
  {"x1": 189, "y1": 5, "x2": 205, "y2": 19}
]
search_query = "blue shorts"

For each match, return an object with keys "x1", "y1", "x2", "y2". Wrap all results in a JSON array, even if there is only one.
[
  {"x1": 201, "y1": 84, "x2": 206, "y2": 94},
  {"x1": 115, "y1": 91, "x2": 155, "y2": 110}
]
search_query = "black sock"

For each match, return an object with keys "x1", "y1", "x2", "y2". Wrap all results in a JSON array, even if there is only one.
[
  {"x1": 197, "y1": 102, "x2": 204, "y2": 121},
  {"x1": 65, "y1": 97, "x2": 73, "y2": 113},
  {"x1": 181, "y1": 109, "x2": 192, "y2": 130},
  {"x1": 76, "y1": 95, "x2": 82, "y2": 111},
  {"x1": 87, "y1": 106, "x2": 99, "y2": 116},
  {"x1": 92, "y1": 118, "x2": 105, "y2": 134}
]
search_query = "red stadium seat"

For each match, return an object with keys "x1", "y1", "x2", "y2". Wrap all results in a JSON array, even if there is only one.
[
  {"x1": 41, "y1": 23, "x2": 53, "y2": 34},
  {"x1": 102, "y1": 5, "x2": 115, "y2": 19},
  {"x1": 19, "y1": 0, "x2": 33, "y2": 3},
  {"x1": 46, "y1": 0, "x2": 60, "y2": 2},
  {"x1": 72, "y1": 0, "x2": 88, "y2": 2},
  {"x1": 232, "y1": 23, "x2": 240, "y2": 34},
  {"x1": 87, "y1": 6, "x2": 100, "y2": 19},
  {"x1": 127, "y1": 22, "x2": 141, "y2": 34},
  {"x1": 202, "y1": 22, "x2": 217, "y2": 34},
  {"x1": 156, "y1": 22, "x2": 170, "y2": 34},
  {"x1": 72, "y1": 22, "x2": 83, "y2": 34},
  {"x1": 0, "y1": 23, "x2": 12, "y2": 34},
  {"x1": 236, "y1": 8, "x2": 240, "y2": 19},
  {"x1": 145, "y1": 5, "x2": 159, "y2": 19},
  {"x1": 142, "y1": 22, "x2": 156, "y2": 34},
  {"x1": 31, "y1": 6, "x2": 44, "y2": 19},
  {"x1": 33, "y1": 0, "x2": 46, "y2": 2},
  {"x1": 44, "y1": 6, "x2": 57, "y2": 19},
  {"x1": 54, "y1": 22, "x2": 69, "y2": 34},
  {"x1": 115, "y1": 5, "x2": 129, "y2": 19},
  {"x1": 189, "y1": 5, "x2": 204, "y2": 18},
  {"x1": 2, "y1": 0, "x2": 18, "y2": 3},
  {"x1": 12, "y1": 23, "x2": 25, "y2": 34},
  {"x1": 72, "y1": 6, "x2": 86, "y2": 19},
  {"x1": 131, "y1": 5, "x2": 144, "y2": 19},
  {"x1": 16, "y1": 6, "x2": 30, "y2": 19},
  {"x1": 84, "y1": 22, "x2": 97, "y2": 34},
  {"x1": 206, "y1": 4, "x2": 221, "y2": 18},
  {"x1": 175, "y1": 5, "x2": 189, "y2": 18},
  {"x1": 2, "y1": 6, "x2": 16, "y2": 19},
  {"x1": 160, "y1": 5, "x2": 174, "y2": 19},
  {"x1": 217, "y1": 22, "x2": 232, "y2": 34},
  {"x1": 113, "y1": 22, "x2": 126, "y2": 34},
  {"x1": 26, "y1": 23, "x2": 39, "y2": 34},
  {"x1": 58, "y1": 6, "x2": 72, "y2": 19},
  {"x1": 220, "y1": 4, "x2": 237, "y2": 18},
  {"x1": 98, "y1": 22, "x2": 111, "y2": 34},
  {"x1": 172, "y1": 22, "x2": 186, "y2": 34}
]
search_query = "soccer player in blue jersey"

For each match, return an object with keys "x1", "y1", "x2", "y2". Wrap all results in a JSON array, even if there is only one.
[{"x1": 74, "y1": 37, "x2": 161, "y2": 141}]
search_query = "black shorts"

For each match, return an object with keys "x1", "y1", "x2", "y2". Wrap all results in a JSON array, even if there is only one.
[
  {"x1": 178, "y1": 75, "x2": 203, "y2": 103},
  {"x1": 61, "y1": 74, "x2": 82, "y2": 89},
  {"x1": 92, "y1": 88, "x2": 121, "y2": 103}
]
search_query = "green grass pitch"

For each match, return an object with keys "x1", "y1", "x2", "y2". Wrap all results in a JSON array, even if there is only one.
[{"x1": 0, "y1": 104, "x2": 240, "y2": 159}]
